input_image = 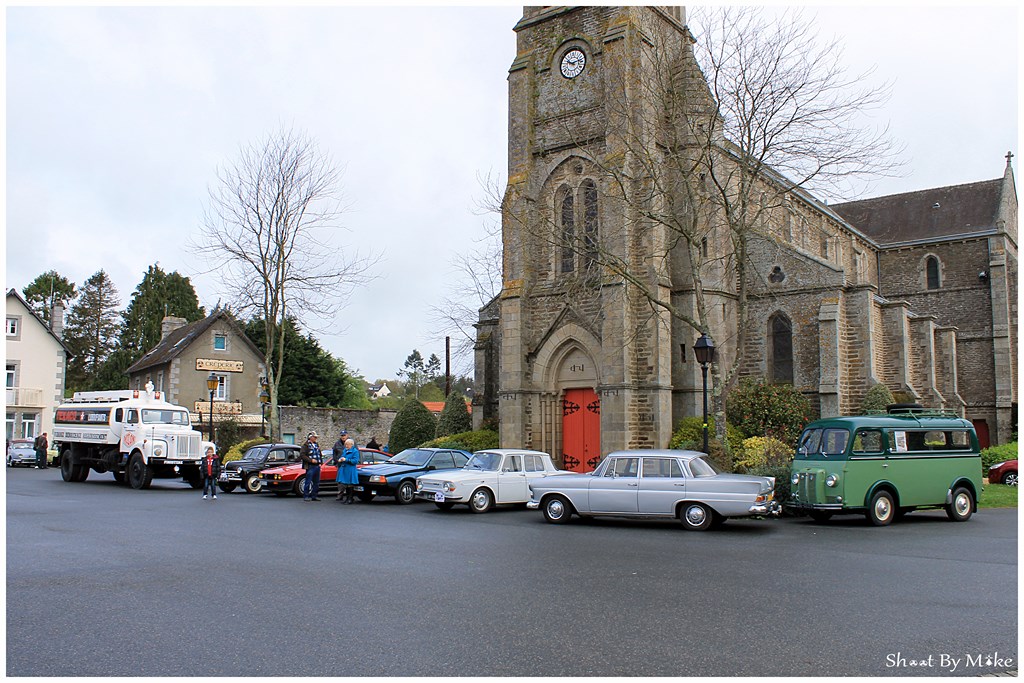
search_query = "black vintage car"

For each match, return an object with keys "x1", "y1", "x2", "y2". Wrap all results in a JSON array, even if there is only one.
[{"x1": 218, "y1": 443, "x2": 300, "y2": 493}]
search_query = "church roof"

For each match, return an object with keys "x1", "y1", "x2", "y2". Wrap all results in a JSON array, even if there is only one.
[{"x1": 831, "y1": 178, "x2": 1003, "y2": 245}]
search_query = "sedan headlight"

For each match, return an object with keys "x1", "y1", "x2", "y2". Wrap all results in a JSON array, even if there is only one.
[
  {"x1": 370, "y1": 475, "x2": 387, "y2": 484},
  {"x1": 990, "y1": 461, "x2": 1006, "y2": 470},
  {"x1": 791, "y1": 473, "x2": 800, "y2": 486},
  {"x1": 825, "y1": 473, "x2": 839, "y2": 488},
  {"x1": 443, "y1": 481, "x2": 456, "y2": 492}
]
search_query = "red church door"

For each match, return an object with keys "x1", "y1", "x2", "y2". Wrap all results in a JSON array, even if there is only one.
[{"x1": 562, "y1": 388, "x2": 601, "y2": 473}]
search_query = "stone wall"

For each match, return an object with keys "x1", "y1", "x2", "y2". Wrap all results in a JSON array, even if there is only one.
[{"x1": 279, "y1": 406, "x2": 397, "y2": 449}]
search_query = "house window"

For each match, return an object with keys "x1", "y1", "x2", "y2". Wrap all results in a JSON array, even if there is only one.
[
  {"x1": 214, "y1": 374, "x2": 227, "y2": 401},
  {"x1": 213, "y1": 333, "x2": 227, "y2": 351},
  {"x1": 6, "y1": 413, "x2": 14, "y2": 441},
  {"x1": 6, "y1": 364, "x2": 16, "y2": 388},
  {"x1": 769, "y1": 313, "x2": 794, "y2": 384},
  {"x1": 21, "y1": 413, "x2": 38, "y2": 439},
  {"x1": 6, "y1": 317, "x2": 19, "y2": 337},
  {"x1": 559, "y1": 187, "x2": 575, "y2": 273},
  {"x1": 156, "y1": 371, "x2": 164, "y2": 392},
  {"x1": 926, "y1": 256, "x2": 941, "y2": 290},
  {"x1": 820, "y1": 236, "x2": 829, "y2": 259}
]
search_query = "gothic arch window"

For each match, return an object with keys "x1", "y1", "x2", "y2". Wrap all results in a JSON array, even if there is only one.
[
  {"x1": 768, "y1": 313, "x2": 794, "y2": 384},
  {"x1": 925, "y1": 255, "x2": 941, "y2": 290},
  {"x1": 581, "y1": 179, "x2": 599, "y2": 270},
  {"x1": 558, "y1": 185, "x2": 575, "y2": 273}
]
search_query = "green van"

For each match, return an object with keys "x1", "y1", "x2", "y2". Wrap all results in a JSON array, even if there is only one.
[{"x1": 787, "y1": 407, "x2": 983, "y2": 526}]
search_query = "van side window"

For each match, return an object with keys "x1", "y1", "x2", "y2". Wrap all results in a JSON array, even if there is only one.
[
  {"x1": 950, "y1": 431, "x2": 971, "y2": 450},
  {"x1": 852, "y1": 430, "x2": 885, "y2": 454}
]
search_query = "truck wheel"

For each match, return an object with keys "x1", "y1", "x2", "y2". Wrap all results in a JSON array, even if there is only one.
[
  {"x1": 186, "y1": 475, "x2": 204, "y2": 490},
  {"x1": 60, "y1": 450, "x2": 76, "y2": 482},
  {"x1": 244, "y1": 474, "x2": 262, "y2": 494},
  {"x1": 127, "y1": 453, "x2": 153, "y2": 490},
  {"x1": 945, "y1": 486, "x2": 974, "y2": 522},
  {"x1": 113, "y1": 471, "x2": 126, "y2": 485},
  {"x1": 74, "y1": 466, "x2": 90, "y2": 482},
  {"x1": 866, "y1": 490, "x2": 895, "y2": 526}
]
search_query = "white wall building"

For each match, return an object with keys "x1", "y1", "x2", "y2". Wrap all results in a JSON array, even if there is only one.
[{"x1": 5, "y1": 289, "x2": 70, "y2": 442}]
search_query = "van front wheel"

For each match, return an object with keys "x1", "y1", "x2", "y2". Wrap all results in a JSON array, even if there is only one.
[
  {"x1": 946, "y1": 487, "x2": 974, "y2": 522},
  {"x1": 866, "y1": 490, "x2": 895, "y2": 526}
]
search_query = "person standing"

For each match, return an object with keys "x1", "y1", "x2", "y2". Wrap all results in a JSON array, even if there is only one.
[
  {"x1": 33, "y1": 432, "x2": 48, "y2": 469},
  {"x1": 201, "y1": 446, "x2": 220, "y2": 500},
  {"x1": 331, "y1": 429, "x2": 348, "y2": 500},
  {"x1": 335, "y1": 438, "x2": 360, "y2": 504},
  {"x1": 365, "y1": 436, "x2": 381, "y2": 450},
  {"x1": 300, "y1": 431, "x2": 323, "y2": 501}
]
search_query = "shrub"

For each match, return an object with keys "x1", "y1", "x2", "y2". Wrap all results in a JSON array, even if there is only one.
[
  {"x1": 389, "y1": 399, "x2": 438, "y2": 454},
  {"x1": 222, "y1": 437, "x2": 266, "y2": 464},
  {"x1": 668, "y1": 417, "x2": 743, "y2": 472},
  {"x1": 726, "y1": 377, "x2": 812, "y2": 446},
  {"x1": 981, "y1": 442, "x2": 1018, "y2": 471},
  {"x1": 735, "y1": 436, "x2": 793, "y2": 471},
  {"x1": 747, "y1": 464, "x2": 793, "y2": 508},
  {"x1": 419, "y1": 429, "x2": 499, "y2": 452},
  {"x1": 214, "y1": 418, "x2": 243, "y2": 459},
  {"x1": 859, "y1": 383, "x2": 895, "y2": 414},
  {"x1": 436, "y1": 392, "x2": 472, "y2": 438}
]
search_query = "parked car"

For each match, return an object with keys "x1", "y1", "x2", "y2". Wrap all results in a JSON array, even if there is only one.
[
  {"x1": 989, "y1": 459, "x2": 1018, "y2": 486},
  {"x1": 260, "y1": 448, "x2": 392, "y2": 497},
  {"x1": 355, "y1": 447, "x2": 471, "y2": 504},
  {"x1": 416, "y1": 449, "x2": 567, "y2": 512},
  {"x1": 218, "y1": 444, "x2": 301, "y2": 493},
  {"x1": 7, "y1": 440, "x2": 38, "y2": 467},
  {"x1": 527, "y1": 449, "x2": 779, "y2": 530}
]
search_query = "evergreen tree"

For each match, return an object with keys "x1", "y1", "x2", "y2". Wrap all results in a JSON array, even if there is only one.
[
  {"x1": 436, "y1": 390, "x2": 472, "y2": 438},
  {"x1": 397, "y1": 350, "x2": 426, "y2": 398},
  {"x1": 118, "y1": 264, "x2": 205, "y2": 362},
  {"x1": 389, "y1": 399, "x2": 438, "y2": 454},
  {"x1": 22, "y1": 270, "x2": 76, "y2": 325},
  {"x1": 64, "y1": 270, "x2": 121, "y2": 391}
]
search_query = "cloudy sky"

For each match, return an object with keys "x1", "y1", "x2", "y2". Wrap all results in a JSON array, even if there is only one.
[{"x1": 5, "y1": 4, "x2": 1019, "y2": 383}]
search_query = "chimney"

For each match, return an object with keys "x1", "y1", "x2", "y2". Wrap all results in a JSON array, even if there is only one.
[
  {"x1": 50, "y1": 302, "x2": 64, "y2": 339},
  {"x1": 161, "y1": 316, "x2": 187, "y2": 340}
]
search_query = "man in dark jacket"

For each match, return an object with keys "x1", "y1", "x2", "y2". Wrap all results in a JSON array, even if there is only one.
[
  {"x1": 299, "y1": 431, "x2": 323, "y2": 501},
  {"x1": 200, "y1": 446, "x2": 221, "y2": 500},
  {"x1": 331, "y1": 429, "x2": 349, "y2": 500},
  {"x1": 33, "y1": 433, "x2": 48, "y2": 469}
]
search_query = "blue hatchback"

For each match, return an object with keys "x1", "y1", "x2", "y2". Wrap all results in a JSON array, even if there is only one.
[{"x1": 355, "y1": 447, "x2": 471, "y2": 504}]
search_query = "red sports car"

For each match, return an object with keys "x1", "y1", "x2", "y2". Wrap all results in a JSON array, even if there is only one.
[
  {"x1": 260, "y1": 448, "x2": 392, "y2": 496},
  {"x1": 988, "y1": 459, "x2": 1018, "y2": 486}
]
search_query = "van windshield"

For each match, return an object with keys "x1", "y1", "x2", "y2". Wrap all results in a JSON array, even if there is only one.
[
  {"x1": 796, "y1": 428, "x2": 849, "y2": 459},
  {"x1": 141, "y1": 410, "x2": 191, "y2": 426}
]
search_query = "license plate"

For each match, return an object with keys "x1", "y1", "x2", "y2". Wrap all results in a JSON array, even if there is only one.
[
  {"x1": 434, "y1": 492, "x2": 445, "y2": 502},
  {"x1": 354, "y1": 486, "x2": 364, "y2": 492},
  {"x1": 164, "y1": 460, "x2": 182, "y2": 465}
]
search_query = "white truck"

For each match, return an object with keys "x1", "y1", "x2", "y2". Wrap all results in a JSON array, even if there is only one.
[{"x1": 52, "y1": 382, "x2": 204, "y2": 489}]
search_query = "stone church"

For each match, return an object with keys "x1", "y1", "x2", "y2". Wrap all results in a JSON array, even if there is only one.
[{"x1": 473, "y1": 6, "x2": 1017, "y2": 470}]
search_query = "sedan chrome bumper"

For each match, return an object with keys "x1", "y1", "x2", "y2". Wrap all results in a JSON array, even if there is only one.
[
  {"x1": 526, "y1": 501, "x2": 540, "y2": 510},
  {"x1": 748, "y1": 500, "x2": 782, "y2": 516}
]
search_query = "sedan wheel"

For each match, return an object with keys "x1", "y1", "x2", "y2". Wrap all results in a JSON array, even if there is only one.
[
  {"x1": 680, "y1": 502, "x2": 714, "y2": 531},
  {"x1": 358, "y1": 491, "x2": 375, "y2": 503},
  {"x1": 244, "y1": 474, "x2": 262, "y2": 494},
  {"x1": 395, "y1": 480, "x2": 416, "y2": 505},
  {"x1": 218, "y1": 482, "x2": 237, "y2": 493},
  {"x1": 1002, "y1": 472, "x2": 1018, "y2": 487},
  {"x1": 469, "y1": 488, "x2": 494, "y2": 514},
  {"x1": 434, "y1": 501, "x2": 455, "y2": 511},
  {"x1": 293, "y1": 476, "x2": 306, "y2": 498},
  {"x1": 541, "y1": 495, "x2": 573, "y2": 524}
]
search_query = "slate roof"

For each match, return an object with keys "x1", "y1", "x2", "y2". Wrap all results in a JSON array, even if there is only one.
[
  {"x1": 831, "y1": 178, "x2": 1003, "y2": 245},
  {"x1": 126, "y1": 309, "x2": 262, "y2": 374}
]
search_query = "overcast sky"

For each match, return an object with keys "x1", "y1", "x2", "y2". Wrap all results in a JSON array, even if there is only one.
[{"x1": 5, "y1": 4, "x2": 1019, "y2": 383}]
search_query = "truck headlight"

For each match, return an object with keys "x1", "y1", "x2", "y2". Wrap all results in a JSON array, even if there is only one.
[
  {"x1": 153, "y1": 440, "x2": 167, "y2": 457},
  {"x1": 825, "y1": 473, "x2": 839, "y2": 488},
  {"x1": 791, "y1": 473, "x2": 800, "y2": 486}
]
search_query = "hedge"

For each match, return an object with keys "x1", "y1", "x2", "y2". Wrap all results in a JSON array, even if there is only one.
[
  {"x1": 436, "y1": 392, "x2": 472, "y2": 438},
  {"x1": 419, "y1": 429, "x2": 499, "y2": 452},
  {"x1": 222, "y1": 437, "x2": 266, "y2": 464},
  {"x1": 389, "y1": 400, "x2": 438, "y2": 455}
]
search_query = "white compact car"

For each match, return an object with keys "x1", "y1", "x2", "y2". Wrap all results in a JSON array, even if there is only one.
[{"x1": 416, "y1": 449, "x2": 567, "y2": 513}]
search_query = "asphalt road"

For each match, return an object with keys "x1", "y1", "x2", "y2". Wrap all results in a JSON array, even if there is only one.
[{"x1": 6, "y1": 466, "x2": 1018, "y2": 677}]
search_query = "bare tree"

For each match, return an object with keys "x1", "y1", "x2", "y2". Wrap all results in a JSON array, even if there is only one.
[
  {"x1": 497, "y1": 7, "x2": 903, "y2": 452},
  {"x1": 194, "y1": 127, "x2": 375, "y2": 439}
]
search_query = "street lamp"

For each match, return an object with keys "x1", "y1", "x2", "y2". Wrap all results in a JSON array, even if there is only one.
[
  {"x1": 206, "y1": 372, "x2": 219, "y2": 443},
  {"x1": 259, "y1": 386, "x2": 270, "y2": 438},
  {"x1": 693, "y1": 333, "x2": 716, "y2": 455}
]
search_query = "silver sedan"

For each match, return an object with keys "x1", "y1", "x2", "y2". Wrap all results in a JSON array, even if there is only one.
[{"x1": 527, "y1": 449, "x2": 780, "y2": 530}]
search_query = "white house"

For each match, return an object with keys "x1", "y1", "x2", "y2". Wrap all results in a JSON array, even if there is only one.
[
  {"x1": 368, "y1": 382, "x2": 392, "y2": 400},
  {"x1": 5, "y1": 289, "x2": 70, "y2": 442}
]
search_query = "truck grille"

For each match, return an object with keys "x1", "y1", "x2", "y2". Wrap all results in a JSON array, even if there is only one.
[
  {"x1": 796, "y1": 471, "x2": 823, "y2": 502},
  {"x1": 176, "y1": 434, "x2": 202, "y2": 460}
]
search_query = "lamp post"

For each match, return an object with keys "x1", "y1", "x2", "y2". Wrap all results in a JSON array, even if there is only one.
[
  {"x1": 259, "y1": 386, "x2": 270, "y2": 438},
  {"x1": 206, "y1": 372, "x2": 219, "y2": 443},
  {"x1": 693, "y1": 333, "x2": 716, "y2": 455}
]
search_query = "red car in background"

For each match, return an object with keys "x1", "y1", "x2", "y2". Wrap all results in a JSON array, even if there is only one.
[
  {"x1": 988, "y1": 459, "x2": 1018, "y2": 486},
  {"x1": 260, "y1": 448, "x2": 392, "y2": 497}
]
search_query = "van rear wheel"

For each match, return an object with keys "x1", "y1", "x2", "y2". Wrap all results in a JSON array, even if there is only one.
[{"x1": 946, "y1": 486, "x2": 974, "y2": 522}]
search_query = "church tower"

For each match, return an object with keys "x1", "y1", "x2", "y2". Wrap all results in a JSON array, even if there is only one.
[{"x1": 495, "y1": 7, "x2": 704, "y2": 469}]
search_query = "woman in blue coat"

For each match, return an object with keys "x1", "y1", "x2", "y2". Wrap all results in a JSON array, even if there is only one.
[{"x1": 335, "y1": 438, "x2": 360, "y2": 504}]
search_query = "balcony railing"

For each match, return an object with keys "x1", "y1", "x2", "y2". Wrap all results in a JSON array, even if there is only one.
[{"x1": 5, "y1": 387, "x2": 45, "y2": 408}]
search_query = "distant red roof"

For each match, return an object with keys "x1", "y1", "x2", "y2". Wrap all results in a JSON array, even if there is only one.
[{"x1": 422, "y1": 400, "x2": 472, "y2": 414}]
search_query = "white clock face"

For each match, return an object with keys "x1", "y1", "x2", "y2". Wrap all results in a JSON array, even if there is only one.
[{"x1": 560, "y1": 48, "x2": 586, "y2": 79}]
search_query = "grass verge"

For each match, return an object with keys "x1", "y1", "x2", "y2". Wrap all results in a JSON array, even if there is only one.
[{"x1": 979, "y1": 483, "x2": 1018, "y2": 509}]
